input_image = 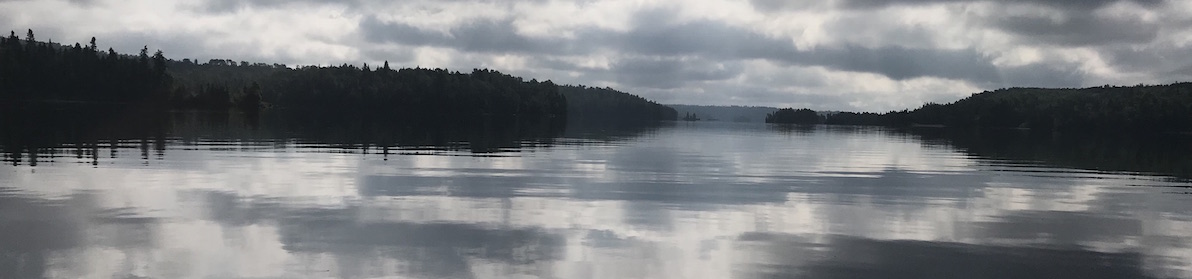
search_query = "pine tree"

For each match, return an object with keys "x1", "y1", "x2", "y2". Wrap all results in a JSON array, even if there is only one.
[
  {"x1": 152, "y1": 50, "x2": 166, "y2": 73},
  {"x1": 139, "y1": 45, "x2": 149, "y2": 65}
]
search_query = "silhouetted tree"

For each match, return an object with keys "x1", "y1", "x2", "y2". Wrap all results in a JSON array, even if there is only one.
[
  {"x1": 0, "y1": 30, "x2": 175, "y2": 106},
  {"x1": 765, "y1": 108, "x2": 821, "y2": 124},
  {"x1": 139, "y1": 46, "x2": 149, "y2": 65}
]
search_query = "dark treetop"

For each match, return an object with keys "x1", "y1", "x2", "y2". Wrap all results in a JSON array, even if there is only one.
[
  {"x1": 770, "y1": 83, "x2": 1192, "y2": 134},
  {"x1": 2, "y1": 30, "x2": 676, "y2": 125}
]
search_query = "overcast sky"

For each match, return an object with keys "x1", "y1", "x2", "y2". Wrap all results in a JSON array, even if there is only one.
[{"x1": 2, "y1": 0, "x2": 1190, "y2": 111}]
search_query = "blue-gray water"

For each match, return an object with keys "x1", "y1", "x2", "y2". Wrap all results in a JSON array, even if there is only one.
[{"x1": 2, "y1": 119, "x2": 1191, "y2": 279}]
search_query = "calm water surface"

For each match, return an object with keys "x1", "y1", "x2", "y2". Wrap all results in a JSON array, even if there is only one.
[{"x1": 2, "y1": 118, "x2": 1191, "y2": 279}]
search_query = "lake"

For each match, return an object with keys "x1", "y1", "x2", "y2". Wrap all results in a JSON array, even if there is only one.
[{"x1": 2, "y1": 112, "x2": 1191, "y2": 279}]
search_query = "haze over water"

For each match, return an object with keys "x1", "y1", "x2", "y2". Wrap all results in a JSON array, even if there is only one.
[{"x1": 2, "y1": 115, "x2": 1190, "y2": 279}]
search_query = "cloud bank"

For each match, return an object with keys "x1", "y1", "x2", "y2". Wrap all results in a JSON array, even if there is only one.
[{"x1": 2, "y1": 0, "x2": 1190, "y2": 111}]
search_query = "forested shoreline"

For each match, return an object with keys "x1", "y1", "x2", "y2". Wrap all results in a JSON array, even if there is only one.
[
  {"x1": 767, "y1": 83, "x2": 1192, "y2": 133},
  {"x1": 559, "y1": 85, "x2": 677, "y2": 123},
  {"x1": 7, "y1": 29, "x2": 1189, "y2": 134},
  {"x1": 0, "y1": 30, "x2": 675, "y2": 124}
]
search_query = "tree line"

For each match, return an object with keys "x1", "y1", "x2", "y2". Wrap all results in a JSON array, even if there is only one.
[
  {"x1": 767, "y1": 83, "x2": 1192, "y2": 133},
  {"x1": 0, "y1": 30, "x2": 171, "y2": 106},
  {"x1": 669, "y1": 104, "x2": 778, "y2": 123},
  {"x1": 764, "y1": 108, "x2": 820, "y2": 124},
  {"x1": 170, "y1": 61, "x2": 677, "y2": 122},
  {"x1": 0, "y1": 30, "x2": 567, "y2": 118},
  {"x1": 2, "y1": 30, "x2": 678, "y2": 124},
  {"x1": 242, "y1": 65, "x2": 567, "y2": 118}
]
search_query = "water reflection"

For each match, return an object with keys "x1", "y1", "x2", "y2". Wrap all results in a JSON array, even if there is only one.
[
  {"x1": 1, "y1": 108, "x2": 577, "y2": 165},
  {"x1": 909, "y1": 128, "x2": 1192, "y2": 180},
  {"x1": 736, "y1": 233, "x2": 1155, "y2": 279},
  {"x1": 1, "y1": 119, "x2": 1191, "y2": 278}
]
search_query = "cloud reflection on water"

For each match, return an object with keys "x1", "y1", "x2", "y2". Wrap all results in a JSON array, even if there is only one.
[{"x1": 0, "y1": 123, "x2": 1190, "y2": 278}]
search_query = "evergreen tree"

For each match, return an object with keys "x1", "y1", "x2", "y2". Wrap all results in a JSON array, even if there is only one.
[{"x1": 139, "y1": 46, "x2": 149, "y2": 65}]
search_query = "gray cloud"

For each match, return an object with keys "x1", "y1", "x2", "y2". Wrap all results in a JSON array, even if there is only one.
[
  {"x1": 748, "y1": 0, "x2": 828, "y2": 11},
  {"x1": 1100, "y1": 45, "x2": 1192, "y2": 78},
  {"x1": 732, "y1": 87, "x2": 854, "y2": 109},
  {"x1": 989, "y1": 14, "x2": 1160, "y2": 46},
  {"x1": 360, "y1": 16, "x2": 585, "y2": 55},
  {"x1": 996, "y1": 63, "x2": 1086, "y2": 88},
  {"x1": 194, "y1": 0, "x2": 363, "y2": 13},
  {"x1": 610, "y1": 11, "x2": 793, "y2": 58},
  {"x1": 820, "y1": 14, "x2": 941, "y2": 49},
  {"x1": 792, "y1": 46, "x2": 1000, "y2": 83},
  {"x1": 833, "y1": 0, "x2": 1164, "y2": 10},
  {"x1": 5, "y1": 0, "x2": 1188, "y2": 109},
  {"x1": 0, "y1": 0, "x2": 97, "y2": 4},
  {"x1": 1171, "y1": 64, "x2": 1192, "y2": 79},
  {"x1": 605, "y1": 15, "x2": 1004, "y2": 84},
  {"x1": 607, "y1": 57, "x2": 743, "y2": 89},
  {"x1": 193, "y1": 0, "x2": 553, "y2": 13},
  {"x1": 361, "y1": 11, "x2": 1019, "y2": 87}
]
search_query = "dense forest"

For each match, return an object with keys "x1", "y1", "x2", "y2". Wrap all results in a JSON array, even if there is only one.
[
  {"x1": 0, "y1": 30, "x2": 171, "y2": 106},
  {"x1": 899, "y1": 84, "x2": 1192, "y2": 132},
  {"x1": 764, "y1": 108, "x2": 821, "y2": 124},
  {"x1": 169, "y1": 62, "x2": 676, "y2": 122},
  {"x1": 558, "y1": 85, "x2": 677, "y2": 123},
  {"x1": 1, "y1": 30, "x2": 677, "y2": 124},
  {"x1": 166, "y1": 60, "x2": 569, "y2": 117},
  {"x1": 0, "y1": 30, "x2": 567, "y2": 118},
  {"x1": 769, "y1": 83, "x2": 1192, "y2": 133}
]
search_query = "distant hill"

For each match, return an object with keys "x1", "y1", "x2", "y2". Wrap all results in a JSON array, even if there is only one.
[
  {"x1": 767, "y1": 83, "x2": 1192, "y2": 133},
  {"x1": 561, "y1": 85, "x2": 677, "y2": 123},
  {"x1": 667, "y1": 104, "x2": 778, "y2": 123},
  {"x1": 897, "y1": 83, "x2": 1192, "y2": 132}
]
